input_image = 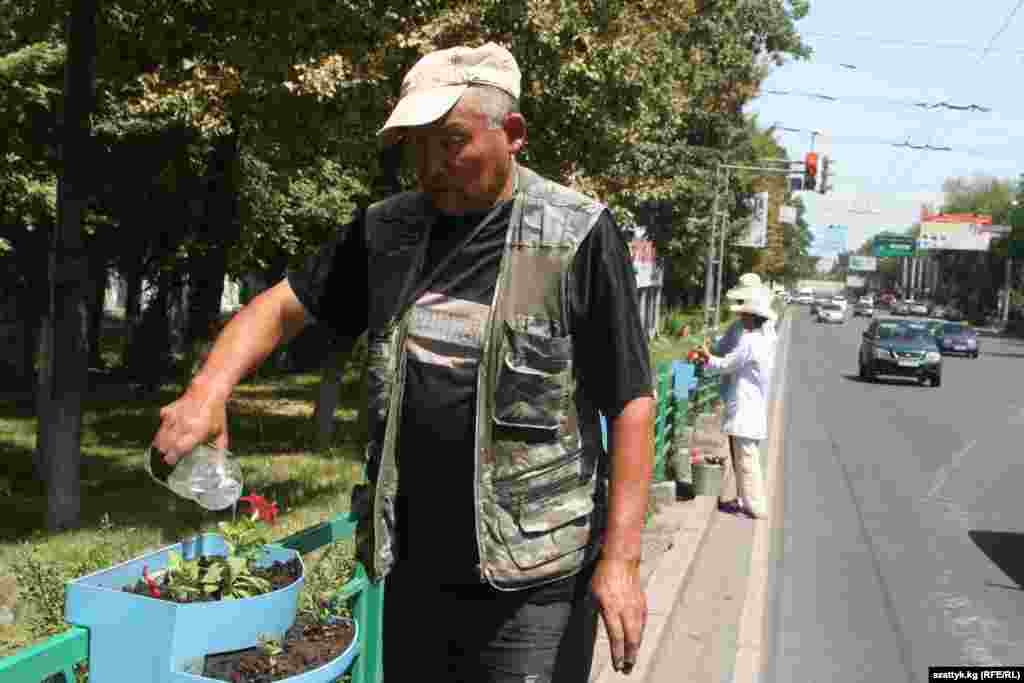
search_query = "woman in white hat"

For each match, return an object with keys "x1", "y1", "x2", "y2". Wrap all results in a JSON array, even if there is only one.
[{"x1": 699, "y1": 292, "x2": 777, "y2": 519}]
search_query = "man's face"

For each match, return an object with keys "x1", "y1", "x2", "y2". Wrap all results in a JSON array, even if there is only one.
[{"x1": 404, "y1": 95, "x2": 525, "y2": 216}]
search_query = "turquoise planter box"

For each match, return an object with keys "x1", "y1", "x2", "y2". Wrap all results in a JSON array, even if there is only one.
[
  {"x1": 171, "y1": 618, "x2": 360, "y2": 683},
  {"x1": 64, "y1": 533, "x2": 304, "y2": 683}
]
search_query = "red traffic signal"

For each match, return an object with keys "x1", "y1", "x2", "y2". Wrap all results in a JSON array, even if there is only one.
[{"x1": 803, "y1": 152, "x2": 818, "y2": 191}]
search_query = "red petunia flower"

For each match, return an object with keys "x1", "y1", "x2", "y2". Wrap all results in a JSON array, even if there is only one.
[
  {"x1": 240, "y1": 494, "x2": 279, "y2": 524},
  {"x1": 143, "y1": 564, "x2": 161, "y2": 598}
]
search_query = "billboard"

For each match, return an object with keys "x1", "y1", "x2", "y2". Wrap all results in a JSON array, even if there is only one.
[
  {"x1": 629, "y1": 239, "x2": 663, "y2": 289},
  {"x1": 809, "y1": 224, "x2": 848, "y2": 258},
  {"x1": 846, "y1": 274, "x2": 866, "y2": 288},
  {"x1": 735, "y1": 191, "x2": 768, "y2": 248},
  {"x1": 849, "y1": 255, "x2": 878, "y2": 272},
  {"x1": 873, "y1": 234, "x2": 916, "y2": 257},
  {"x1": 918, "y1": 213, "x2": 994, "y2": 252}
]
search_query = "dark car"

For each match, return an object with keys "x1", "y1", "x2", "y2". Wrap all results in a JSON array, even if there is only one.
[
  {"x1": 858, "y1": 318, "x2": 943, "y2": 387},
  {"x1": 934, "y1": 322, "x2": 979, "y2": 358}
]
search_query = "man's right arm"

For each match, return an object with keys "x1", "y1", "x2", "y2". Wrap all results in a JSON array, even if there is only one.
[
  {"x1": 154, "y1": 211, "x2": 368, "y2": 464},
  {"x1": 153, "y1": 280, "x2": 312, "y2": 464}
]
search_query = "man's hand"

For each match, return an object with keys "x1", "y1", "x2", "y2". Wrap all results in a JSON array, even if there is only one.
[
  {"x1": 153, "y1": 379, "x2": 230, "y2": 465},
  {"x1": 591, "y1": 556, "x2": 647, "y2": 675}
]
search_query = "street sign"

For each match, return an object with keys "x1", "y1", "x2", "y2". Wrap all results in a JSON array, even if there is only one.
[
  {"x1": 873, "y1": 235, "x2": 916, "y2": 257},
  {"x1": 849, "y1": 255, "x2": 878, "y2": 272}
]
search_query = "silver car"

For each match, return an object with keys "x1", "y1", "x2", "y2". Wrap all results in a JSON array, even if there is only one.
[{"x1": 818, "y1": 303, "x2": 845, "y2": 324}]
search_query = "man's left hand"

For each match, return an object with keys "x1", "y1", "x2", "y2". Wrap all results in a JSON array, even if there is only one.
[{"x1": 591, "y1": 556, "x2": 647, "y2": 675}]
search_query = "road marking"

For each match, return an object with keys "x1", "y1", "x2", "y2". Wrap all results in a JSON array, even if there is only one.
[
  {"x1": 925, "y1": 440, "x2": 978, "y2": 500},
  {"x1": 731, "y1": 311, "x2": 792, "y2": 683}
]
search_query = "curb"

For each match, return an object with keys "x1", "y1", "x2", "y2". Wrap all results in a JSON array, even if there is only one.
[{"x1": 590, "y1": 494, "x2": 718, "y2": 683}]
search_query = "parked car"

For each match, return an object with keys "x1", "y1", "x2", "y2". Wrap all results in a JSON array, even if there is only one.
[
  {"x1": 892, "y1": 300, "x2": 910, "y2": 315},
  {"x1": 931, "y1": 305, "x2": 947, "y2": 319},
  {"x1": 906, "y1": 300, "x2": 930, "y2": 316},
  {"x1": 818, "y1": 303, "x2": 846, "y2": 324},
  {"x1": 933, "y1": 322, "x2": 979, "y2": 358},
  {"x1": 831, "y1": 295, "x2": 849, "y2": 313},
  {"x1": 858, "y1": 318, "x2": 943, "y2": 387},
  {"x1": 853, "y1": 299, "x2": 875, "y2": 317}
]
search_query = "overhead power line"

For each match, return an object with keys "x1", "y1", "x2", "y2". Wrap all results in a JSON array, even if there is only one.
[
  {"x1": 772, "y1": 126, "x2": 1022, "y2": 162},
  {"x1": 979, "y1": 0, "x2": 1024, "y2": 62},
  {"x1": 801, "y1": 30, "x2": 1024, "y2": 57},
  {"x1": 761, "y1": 89, "x2": 993, "y2": 113}
]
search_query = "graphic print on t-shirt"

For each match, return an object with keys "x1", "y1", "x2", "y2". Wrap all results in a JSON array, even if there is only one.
[{"x1": 406, "y1": 291, "x2": 490, "y2": 368}]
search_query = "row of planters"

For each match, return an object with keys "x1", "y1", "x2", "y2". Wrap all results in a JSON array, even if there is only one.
[
  {"x1": 664, "y1": 349, "x2": 728, "y2": 498},
  {"x1": 1, "y1": 494, "x2": 380, "y2": 683}
]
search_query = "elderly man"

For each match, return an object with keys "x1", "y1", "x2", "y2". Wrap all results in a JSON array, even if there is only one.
[{"x1": 152, "y1": 43, "x2": 654, "y2": 681}]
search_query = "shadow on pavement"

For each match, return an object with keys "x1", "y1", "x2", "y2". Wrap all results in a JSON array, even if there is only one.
[
  {"x1": 980, "y1": 350, "x2": 1024, "y2": 359},
  {"x1": 840, "y1": 373, "x2": 922, "y2": 387},
  {"x1": 976, "y1": 330, "x2": 1024, "y2": 344},
  {"x1": 968, "y1": 530, "x2": 1024, "y2": 589}
]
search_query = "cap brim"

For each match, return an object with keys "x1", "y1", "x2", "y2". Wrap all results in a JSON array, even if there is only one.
[{"x1": 378, "y1": 84, "x2": 468, "y2": 145}]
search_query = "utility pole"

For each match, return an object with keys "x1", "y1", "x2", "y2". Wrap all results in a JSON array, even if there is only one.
[{"x1": 702, "y1": 156, "x2": 822, "y2": 333}]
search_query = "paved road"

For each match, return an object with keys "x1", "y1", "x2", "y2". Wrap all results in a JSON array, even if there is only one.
[{"x1": 765, "y1": 309, "x2": 1024, "y2": 682}]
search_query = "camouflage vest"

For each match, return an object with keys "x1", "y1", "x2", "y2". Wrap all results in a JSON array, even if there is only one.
[{"x1": 355, "y1": 165, "x2": 608, "y2": 591}]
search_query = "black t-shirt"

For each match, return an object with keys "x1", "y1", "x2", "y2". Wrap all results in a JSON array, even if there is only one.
[{"x1": 288, "y1": 198, "x2": 653, "y2": 599}]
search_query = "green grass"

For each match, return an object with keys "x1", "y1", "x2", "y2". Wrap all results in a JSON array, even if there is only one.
[{"x1": 0, "y1": 361, "x2": 367, "y2": 656}]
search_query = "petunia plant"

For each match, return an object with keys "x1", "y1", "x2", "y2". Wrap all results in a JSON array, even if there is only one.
[{"x1": 157, "y1": 493, "x2": 280, "y2": 601}]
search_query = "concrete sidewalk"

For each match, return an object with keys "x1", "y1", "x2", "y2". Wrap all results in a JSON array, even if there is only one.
[
  {"x1": 590, "y1": 310, "x2": 793, "y2": 683},
  {"x1": 588, "y1": 492, "x2": 719, "y2": 683}
]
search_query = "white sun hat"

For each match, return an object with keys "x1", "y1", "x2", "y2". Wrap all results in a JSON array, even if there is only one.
[
  {"x1": 733, "y1": 293, "x2": 777, "y2": 321},
  {"x1": 727, "y1": 273, "x2": 771, "y2": 314},
  {"x1": 378, "y1": 43, "x2": 521, "y2": 145}
]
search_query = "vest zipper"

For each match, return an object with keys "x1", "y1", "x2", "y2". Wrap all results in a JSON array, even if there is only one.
[{"x1": 474, "y1": 184, "x2": 524, "y2": 585}]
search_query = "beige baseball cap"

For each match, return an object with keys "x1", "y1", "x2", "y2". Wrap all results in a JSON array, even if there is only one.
[{"x1": 379, "y1": 42, "x2": 521, "y2": 144}]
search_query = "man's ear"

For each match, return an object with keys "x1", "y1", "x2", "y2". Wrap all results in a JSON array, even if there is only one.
[{"x1": 503, "y1": 113, "x2": 527, "y2": 154}]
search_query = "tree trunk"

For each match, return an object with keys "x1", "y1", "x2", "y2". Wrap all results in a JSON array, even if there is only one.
[
  {"x1": 88, "y1": 261, "x2": 107, "y2": 370},
  {"x1": 186, "y1": 246, "x2": 227, "y2": 348},
  {"x1": 19, "y1": 310, "x2": 39, "y2": 388},
  {"x1": 313, "y1": 348, "x2": 345, "y2": 450},
  {"x1": 126, "y1": 271, "x2": 174, "y2": 390},
  {"x1": 187, "y1": 132, "x2": 239, "y2": 351},
  {"x1": 36, "y1": 0, "x2": 98, "y2": 530}
]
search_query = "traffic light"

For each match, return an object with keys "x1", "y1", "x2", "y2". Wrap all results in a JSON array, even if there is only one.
[
  {"x1": 818, "y1": 156, "x2": 832, "y2": 195},
  {"x1": 804, "y1": 152, "x2": 818, "y2": 192}
]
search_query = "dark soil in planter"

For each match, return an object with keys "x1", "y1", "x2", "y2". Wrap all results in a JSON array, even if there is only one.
[
  {"x1": 201, "y1": 614, "x2": 356, "y2": 682},
  {"x1": 122, "y1": 556, "x2": 302, "y2": 602}
]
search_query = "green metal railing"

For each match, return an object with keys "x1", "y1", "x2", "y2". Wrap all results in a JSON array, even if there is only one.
[
  {"x1": 1, "y1": 316, "x2": 753, "y2": 683},
  {"x1": 0, "y1": 511, "x2": 382, "y2": 683}
]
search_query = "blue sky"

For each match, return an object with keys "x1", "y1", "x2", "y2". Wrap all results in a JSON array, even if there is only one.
[{"x1": 746, "y1": 0, "x2": 1024, "y2": 262}]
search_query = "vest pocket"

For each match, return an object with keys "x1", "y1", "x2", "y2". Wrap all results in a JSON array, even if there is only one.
[
  {"x1": 493, "y1": 323, "x2": 572, "y2": 432},
  {"x1": 495, "y1": 474, "x2": 596, "y2": 571}
]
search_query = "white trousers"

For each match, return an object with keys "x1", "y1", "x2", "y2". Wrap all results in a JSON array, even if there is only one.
[{"x1": 720, "y1": 436, "x2": 767, "y2": 518}]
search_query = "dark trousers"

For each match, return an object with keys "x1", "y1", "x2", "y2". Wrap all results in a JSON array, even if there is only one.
[{"x1": 382, "y1": 562, "x2": 599, "y2": 682}]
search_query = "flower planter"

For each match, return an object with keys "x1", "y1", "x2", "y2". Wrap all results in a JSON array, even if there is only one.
[
  {"x1": 669, "y1": 449, "x2": 692, "y2": 485},
  {"x1": 64, "y1": 533, "x2": 304, "y2": 683},
  {"x1": 691, "y1": 463, "x2": 724, "y2": 496},
  {"x1": 172, "y1": 617, "x2": 360, "y2": 683}
]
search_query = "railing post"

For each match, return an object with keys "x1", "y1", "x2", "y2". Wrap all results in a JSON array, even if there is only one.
[
  {"x1": 653, "y1": 362, "x2": 672, "y2": 482},
  {"x1": 351, "y1": 565, "x2": 384, "y2": 683}
]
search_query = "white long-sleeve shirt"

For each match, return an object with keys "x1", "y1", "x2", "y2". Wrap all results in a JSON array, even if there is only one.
[{"x1": 706, "y1": 328, "x2": 776, "y2": 440}]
